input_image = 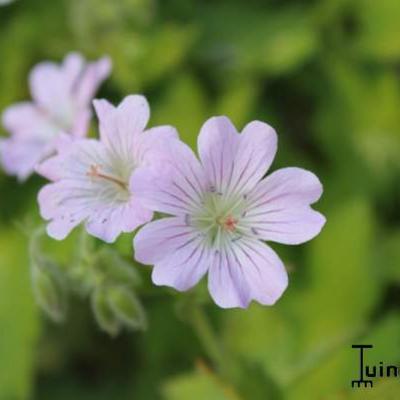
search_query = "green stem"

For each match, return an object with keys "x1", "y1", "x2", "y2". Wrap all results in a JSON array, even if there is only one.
[{"x1": 189, "y1": 304, "x2": 236, "y2": 380}]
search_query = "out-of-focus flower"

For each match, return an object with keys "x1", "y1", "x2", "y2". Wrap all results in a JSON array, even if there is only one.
[
  {"x1": 37, "y1": 95, "x2": 178, "y2": 243},
  {"x1": 133, "y1": 116, "x2": 326, "y2": 309},
  {"x1": 0, "y1": 52, "x2": 111, "y2": 181}
]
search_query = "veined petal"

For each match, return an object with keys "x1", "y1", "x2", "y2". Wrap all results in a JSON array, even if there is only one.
[
  {"x1": 248, "y1": 207, "x2": 326, "y2": 245},
  {"x1": 197, "y1": 117, "x2": 277, "y2": 197},
  {"x1": 208, "y1": 246, "x2": 251, "y2": 308},
  {"x1": 134, "y1": 125, "x2": 178, "y2": 166},
  {"x1": 131, "y1": 140, "x2": 207, "y2": 216},
  {"x1": 93, "y1": 95, "x2": 150, "y2": 163},
  {"x1": 134, "y1": 216, "x2": 198, "y2": 265},
  {"x1": 198, "y1": 116, "x2": 240, "y2": 194},
  {"x1": 245, "y1": 167, "x2": 326, "y2": 244},
  {"x1": 151, "y1": 236, "x2": 211, "y2": 291},
  {"x1": 229, "y1": 120, "x2": 277, "y2": 197},
  {"x1": 85, "y1": 198, "x2": 151, "y2": 243},
  {"x1": 247, "y1": 167, "x2": 323, "y2": 208},
  {"x1": 38, "y1": 182, "x2": 90, "y2": 239},
  {"x1": 208, "y1": 238, "x2": 288, "y2": 308}
]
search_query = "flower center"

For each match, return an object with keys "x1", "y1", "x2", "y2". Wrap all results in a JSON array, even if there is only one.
[
  {"x1": 216, "y1": 215, "x2": 238, "y2": 232},
  {"x1": 191, "y1": 191, "x2": 249, "y2": 248},
  {"x1": 87, "y1": 164, "x2": 128, "y2": 191}
]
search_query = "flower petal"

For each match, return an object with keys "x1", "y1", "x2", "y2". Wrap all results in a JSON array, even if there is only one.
[
  {"x1": 131, "y1": 140, "x2": 207, "y2": 216},
  {"x1": 0, "y1": 137, "x2": 50, "y2": 181},
  {"x1": 208, "y1": 238, "x2": 288, "y2": 308},
  {"x1": 93, "y1": 95, "x2": 150, "y2": 162},
  {"x1": 29, "y1": 61, "x2": 67, "y2": 111},
  {"x1": 2, "y1": 102, "x2": 57, "y2": 139},
  {"x1": 245, "y1": 167, "x2": 326, "y2": 244},
  {"x1": 197, "y1": 116, "x2": 240, "y2": 193},
  {"x1": 197, "y1": 117, "x2": 277, "y2": 197},
  {"x1": 134, "y1": 216, "x2": 198, "y2": 265},
  {"x1": 230, "y1": 120, "x2": 277, "y2": 196},
  {"x1": 73, "y1": 56, "x2": 111, "y2": 106},
  {"x1": 85, "y1": 199, "x2": 151, "y2": 243},
  {"x1": 37, "y1": 138, "x2": 134, "y2": 241},
  {"x1": 62, "y1": 52, "x2": 85, "y2": 90},
  {"x1": 134, "y1": 125, "x2": 179, "y2": 166},
  {"x1": 151, "y1": 235, "x2": 211, "y2": 291},
  {"x1": 38, "y1": 182, "x2": 89, "y2": 240}
]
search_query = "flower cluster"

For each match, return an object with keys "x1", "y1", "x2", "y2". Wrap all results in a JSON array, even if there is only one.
[{"x1": 1, "y1": 52, "x2": 326, "y2": 309}]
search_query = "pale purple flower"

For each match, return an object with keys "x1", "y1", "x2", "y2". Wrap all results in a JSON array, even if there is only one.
[
  {"x1": 0, "y1": 52, "x2": 111, "y2": 181},
  {"x1": 132, "y1": 116, "x2": 326, "y2": 308},
  {"x1": 37, "y1": 95, "x2": 178, "y2": 243}
]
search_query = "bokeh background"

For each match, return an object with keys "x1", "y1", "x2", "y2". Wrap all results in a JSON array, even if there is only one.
[{"x1": 1, "y1": 0, "x2": 400, "y2": 399}]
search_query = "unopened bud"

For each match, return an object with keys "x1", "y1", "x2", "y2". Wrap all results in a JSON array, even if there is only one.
[
  {"x1": 107, "y1": 286, "x2": 147, "y2": 331},
  {"x1": 91, "y1": 287, "x2": 121, "y2": 337},
  {"x1": 31, "y1": 263, "x2": 66, "y2": 323}
]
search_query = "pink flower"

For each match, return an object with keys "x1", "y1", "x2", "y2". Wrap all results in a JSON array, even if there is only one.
[
  {"x1": 37, "y1": 95, "x2": 178, "y2": 243},
  {"x1": 0, "y1": 52, "x2": 111, "y2": 181},
  {"x1": 132, "y1": 116, "x2": 326, "y2": 308}
]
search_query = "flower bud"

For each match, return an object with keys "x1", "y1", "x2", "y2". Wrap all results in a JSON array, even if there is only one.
[
  {"x1": 31, "y1": 263, "x2": 66, "y2": 323},
  {"x1": 107, "y1": 286, "x2": 147, "y2": 331},
  {"x1": 91, "y1": 287, "x2": 121, "y2": 337},
  {"x1": 93, "y1": 247, "x2": 141, "y2": 287}
]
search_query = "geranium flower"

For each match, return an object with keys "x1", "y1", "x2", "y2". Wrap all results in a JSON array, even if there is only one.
[
  {"x1": 37, "y1": 95, "x2": 178, "y2": 243},
  {"x1": 0, "y1": 52, "x2": 111, "y2": 181},
  {"x1": 133, "y1": 116, "x2": 326, "y2": 308}
]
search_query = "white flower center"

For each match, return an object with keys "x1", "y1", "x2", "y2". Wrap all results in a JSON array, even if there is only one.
[
  {"x1": 86, "y1": 164, "x2": 131, "y2": 203},
  {"x1": 191, "y1": 191, "x2": 249, "y2": 248}
]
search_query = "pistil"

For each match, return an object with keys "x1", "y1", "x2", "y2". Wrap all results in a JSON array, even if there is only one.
[{"x1": 87, "y1": 164, "x2": 128, "y2": 190}]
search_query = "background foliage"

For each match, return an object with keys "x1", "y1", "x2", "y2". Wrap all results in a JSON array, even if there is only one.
[{"x1": 1, "y1": 0, "x2": 400, "y2": 399}]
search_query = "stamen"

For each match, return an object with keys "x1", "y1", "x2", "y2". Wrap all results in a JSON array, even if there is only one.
[
  {"x1": 217, "y1": 215, "x2": 237, "y2": 232},
  {"x1": 87, "y1": 164, "x2": 128, "y2": 190}
]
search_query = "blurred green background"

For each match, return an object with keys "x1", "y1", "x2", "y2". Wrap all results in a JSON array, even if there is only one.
[{"x1": 1, "y1": 0, "x2": 400, "y2": 399}]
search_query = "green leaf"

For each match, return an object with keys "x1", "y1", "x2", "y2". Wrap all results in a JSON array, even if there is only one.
[{"x1": 163, "y1": 364, "x2": 240, "y2": 400}]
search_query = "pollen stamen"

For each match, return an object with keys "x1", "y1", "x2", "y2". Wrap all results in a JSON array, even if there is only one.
[
  {"x1": 217, "y1": 215, "x2": 238, "y2": 232},
  {"x1": 87, "y1": 164, "x2": 128, "y2": 190}
]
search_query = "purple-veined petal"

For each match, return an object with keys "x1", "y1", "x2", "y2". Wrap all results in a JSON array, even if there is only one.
[
  {"x1": 85, "y1": 198, "x2": 151, "y2": 243},
  {"x1": 151, "y1": 235, "x2": 211, "y2": 291},
  {"x1": 197, "y1": 116, "x2": 240, "y2": 194},
  {"x1": 93, "y1": 95, "x2": 150, "y2": 163},
  {"x1": 134, "y1": 125, "x2": 178, "y2": 166},
  {"x1": 38, "y1": 182, "x2": 90, "y2": 240},
  {"x1": 131, "y1": 140, "x2": 207, "y2": 216},
  {"x1": 208, "y1": 238, "x2": 288, "y2": 308},
  {"x1": 134, "y1": 216, "x2": 199, "y2": 265},
  {"x1": 245, "y1": 167, "x2": 326, "y2": 244},
  {"x1": 197, "y1": 117, "x2": 277, "y2": 197},
  {"x1": 229, "y1": 120, "x2": 277, "y2": 196}
]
